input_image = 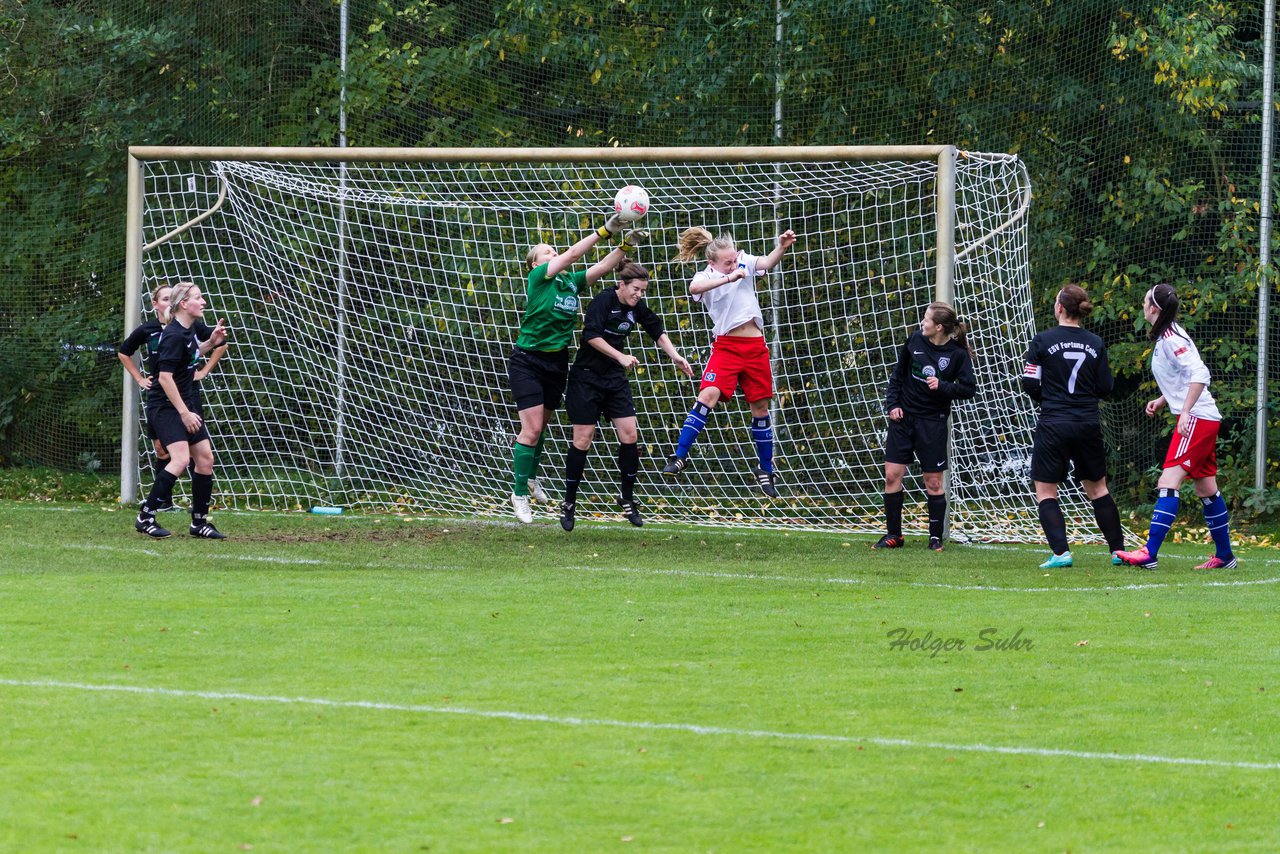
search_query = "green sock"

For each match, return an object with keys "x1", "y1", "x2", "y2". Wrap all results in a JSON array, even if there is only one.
[
  {"x1": 529, "y1": 433, "x2": 547, "y2": 482},
  {"x1": 512, "y1": 441, "x2": 537, "y2": 495}
]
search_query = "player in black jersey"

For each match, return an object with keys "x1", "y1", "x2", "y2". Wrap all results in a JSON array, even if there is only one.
[
  {"x1": 119, "y1": 284, "x2": 224, "y2": 511},
  {"x1": 135, "y1": 282, "x2": 227, "y2": 539},
  {"x1": 1021, "y1": 285, "x2": 1126, "y2": 568},
  {"x1": 874, "y1": 301, "x2": 977, "y2": 551},
  {"x1": 118, "y1": 284, "x2": 176, "y2": 504},
  {"x1": 559, "y1": 262, "x2": 693, "y2": 531}
]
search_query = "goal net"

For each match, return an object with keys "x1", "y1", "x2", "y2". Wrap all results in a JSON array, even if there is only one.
[{"x1": 124, "y1": 146, "x2": 1101, "y2": 542}]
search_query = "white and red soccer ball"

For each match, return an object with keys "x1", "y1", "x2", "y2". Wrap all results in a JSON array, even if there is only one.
[{"x1": 613, "y1": 185, "x2": 650, "y2": 223}]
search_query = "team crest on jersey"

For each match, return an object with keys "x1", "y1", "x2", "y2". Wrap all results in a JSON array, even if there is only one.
[
  {"x1": 704, "y1": 371, "x2": 717, "y2": 382},
  {"x1": 938, "y1": 356, "x2": 950, "y2": 371},
  {"x1": 922, "y1": 365, "x2": 937, "y2": 378},
  {"x1": 554, "y1": 294, "x2": 579, "y2": 314}
]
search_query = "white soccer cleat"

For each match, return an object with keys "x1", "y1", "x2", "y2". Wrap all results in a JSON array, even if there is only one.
[
  {"x1": 527, "y1": 478, "x2": 550, "y2": 502},
  {"x1": 511, "y1": 493, "x2": 533, "y2": 524}
]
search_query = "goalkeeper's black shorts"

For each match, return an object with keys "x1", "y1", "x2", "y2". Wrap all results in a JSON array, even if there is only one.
[{"x1": 507, "y1": 346, "x2": 569, "y2": 412}]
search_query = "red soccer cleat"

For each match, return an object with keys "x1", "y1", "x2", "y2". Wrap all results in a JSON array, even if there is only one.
[{"x1": 1115, "y1": 546, "x2": 1158, "y2": 570}]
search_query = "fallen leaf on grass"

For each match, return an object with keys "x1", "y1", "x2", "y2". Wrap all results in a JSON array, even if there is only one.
[
  {"x1": 497, "y1": 817, "x2": 514, "y2": 824},
  {"x1": 250, "y1": 796, "x2": 262, "y2": 807},
  {"x1": 1076, "y1": 640, "x2": 1089, "y2": 646}
]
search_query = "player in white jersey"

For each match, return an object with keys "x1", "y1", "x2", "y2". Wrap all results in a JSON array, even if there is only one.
[
  {"x1": 1116, "y1": 283, "x2": 1237, "y2": 570},
  {"x1": 661, "y1": 227, "x2": 797, "y2": 497}
]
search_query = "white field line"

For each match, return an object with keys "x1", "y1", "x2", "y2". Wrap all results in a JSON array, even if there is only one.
[
  {"x1": 31, "y1": 542, "x2": 1280, "y2": 593},
  {"x1": 2, "y1": 677, "x2": 1276, "y2": 772},
  {"x1": 57, "y1": 542, "x2": 461, "y2": 572}
]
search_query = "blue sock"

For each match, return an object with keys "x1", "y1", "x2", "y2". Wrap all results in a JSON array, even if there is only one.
[
  {"x1": 1200, "y1": 492, "x2": 1233, "y2": 560},
  {"x1": 675, "y1": 402, "x2": 711, "y2": 459},
  {"x1": 750, "y1": 415, "x2": 774, "y2": 473},
  {"x1": 1145, "y1": 488, "x2": 1180, "y2": 558}
]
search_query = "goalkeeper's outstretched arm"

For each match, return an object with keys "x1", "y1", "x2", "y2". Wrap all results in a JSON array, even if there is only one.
[{"x1": 547, "y1": 211, "x2": 627, "y2": 279}]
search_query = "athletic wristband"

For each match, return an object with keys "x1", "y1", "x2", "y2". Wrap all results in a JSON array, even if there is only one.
[{"x1": 596, "y1": 225, "x2": 613, "y2": 239}]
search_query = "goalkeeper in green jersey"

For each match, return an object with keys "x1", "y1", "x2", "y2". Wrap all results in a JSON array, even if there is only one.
[{"x1": 505, "y1": 209, "x2": 637, "y2": 523}]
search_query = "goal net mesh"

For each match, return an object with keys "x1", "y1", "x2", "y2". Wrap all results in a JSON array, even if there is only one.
[{"x1": 132, "y1": 151, "x2": 1101, "y2": 541}]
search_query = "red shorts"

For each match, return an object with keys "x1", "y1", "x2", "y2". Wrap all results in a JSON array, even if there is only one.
[
  {"x1": 700, "y1": 335, "x2": 773, "y2": 403},
  {"x1": 1162, "y1": 415, "x2": 1219, "y2": 478}
]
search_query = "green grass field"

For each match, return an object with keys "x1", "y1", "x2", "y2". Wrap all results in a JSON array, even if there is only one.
[{"x1": 2, "y1": 500, "x2": 1277, "y2": 851}]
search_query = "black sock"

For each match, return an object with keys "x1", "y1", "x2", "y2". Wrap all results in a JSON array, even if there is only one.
[
  {"x1": 617, "y1": 442, "x2": 639, "y2": 503},
  {"x1": 563, "y1": 446, "x2": 588, "y2": 504},
  {"x1": 152, "y1": 456, "x2": 168, "y2": 482},
  {"x1": 1091, "y1": 493, "x2": 1125, "y2": 552},
  {"x1": 1038, "y1": 497, "x2": 1069, "y2": 555},
  {"x1": 143, "y1": 469, "x2": 178, "y2": 517},
  {"x1": 191, "y1": 471, "x2": 213, "y2": 519},
  {"x1": 885, "y1": 490, "x2": 905, "y2": 538},
  {"x1": 927, "y1": 493, "x2": 947, "y2": 541}
]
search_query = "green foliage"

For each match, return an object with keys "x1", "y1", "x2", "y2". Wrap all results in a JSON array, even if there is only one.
[{"x1": 0, "y1": 0, "x2": 1275, "y2": 505}]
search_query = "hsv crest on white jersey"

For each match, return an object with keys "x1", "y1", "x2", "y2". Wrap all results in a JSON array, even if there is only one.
[
  {"x1": 691, "y1": 251, "x2": 763, "y2": 337},
  {"x1": 1152, "y1": 323, "x2": 1220, "y2": 420}
]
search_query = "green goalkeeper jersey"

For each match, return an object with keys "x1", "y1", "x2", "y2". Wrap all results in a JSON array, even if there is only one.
[{"x1": 514, "y1": 262, "x2": 587, "y2": 352}]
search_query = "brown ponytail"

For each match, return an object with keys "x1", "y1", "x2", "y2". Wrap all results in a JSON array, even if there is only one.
[{"x1": 927, "y1": 301, "x2": 975, "y2": 359}]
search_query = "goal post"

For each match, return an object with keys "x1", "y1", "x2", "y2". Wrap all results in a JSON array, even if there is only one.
[{"x1": 122, "y1": 145, "x2": 1097, "y2": 542}]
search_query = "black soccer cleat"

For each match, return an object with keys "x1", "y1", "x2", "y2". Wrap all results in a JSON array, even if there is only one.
[
  {"x1": 662, "y1": 455, "x2": 687, "y2": 477},
  {"x1": 189, "y1": 520, "x2": 226, "y2": 540},
  {"x1": 928, "y1": 537, "x2": 944, "y2": 552},
  {"x1": 752, "y1": 466, "x2": 778, "y2": 498},
  {"x1": 559, "y1": 500, "x2": 576, "y2": 532},
  {"x1": 135, "y1": 515, "x2": 172, "y2": 539},
  {"x1": 619, "y1": 499, "x2": 643, "y2": 528},
  {"x1": 872, "y1": 534, "x2": 904, "y2": 549},
  {"x1": 154, "y1": 498, "x2": 180, "y2": 512}
]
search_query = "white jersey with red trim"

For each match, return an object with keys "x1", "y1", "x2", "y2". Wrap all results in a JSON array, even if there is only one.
[
  {"x1": 1152, "y1": 323, "x2": 1220, "y2": 420},
  {"x1": 691, "y1": 251, "x2": 763, "y2": 337}
]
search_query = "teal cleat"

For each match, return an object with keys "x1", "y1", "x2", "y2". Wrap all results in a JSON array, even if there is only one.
[
  {"x1": 1039, "y1": 551, "x2": 1073, "y2": 569},
  {"x1": 1111, "y1": 551, "x2": 1123, "y2": 566}
]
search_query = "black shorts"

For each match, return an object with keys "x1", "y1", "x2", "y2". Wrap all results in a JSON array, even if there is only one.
[
  {"x1": 884, "y1": 415, "x2": 949, "y2": 472},
  {"x1": 565, "y1": 364, "x2": 636, "y2": 425},
  {"x1": 1031, "y1": 420, "x2": 1108, "y2": 484},
  {"x1": 148, "y1": 406, "x2": 211, "y2": 449},
  {"x1": 507, "y1": 347, "x2": 569, "y2": 412}
]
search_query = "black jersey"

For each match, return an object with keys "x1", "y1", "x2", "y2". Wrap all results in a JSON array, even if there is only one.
[
  {"x1": 119, "y1": 318, "x2": 165, "y2": 400},
  {"x1": 1021, "y1": 325, "x2": 1113, "y2": 423},
  {"x1": 120, "y1": 318, "x2": 212, "y2": 382},
  {"x1": 150, "y1": 319, "x2": 203, "y2": 411},
  {"x1": 574, "y1": 287, "x2": 665, "y2": 376},
  {"x1": 884, "y1": 331, "x2": 977, "y2": 420}
]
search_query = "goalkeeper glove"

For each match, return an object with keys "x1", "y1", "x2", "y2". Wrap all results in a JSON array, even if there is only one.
[
  {"x1": 597, "y1": 212, "x2": 626, "y2": 239},
  {"x1": 619, "y1": 229, "x2": 650, "y2": 255}
]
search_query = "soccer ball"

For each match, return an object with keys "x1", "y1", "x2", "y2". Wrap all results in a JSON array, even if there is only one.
[{"x1": 613, "y1": 185, "x2": 650, "y2": 223}]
